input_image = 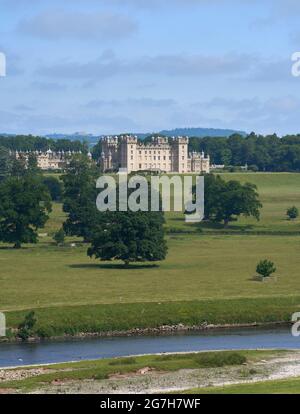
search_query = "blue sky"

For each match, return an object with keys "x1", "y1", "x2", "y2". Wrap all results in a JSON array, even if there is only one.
[{"x1": 0, "y1": 0, "x2": 300, "y2": 135}]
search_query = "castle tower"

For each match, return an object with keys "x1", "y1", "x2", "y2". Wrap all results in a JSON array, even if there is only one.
[
  {"x1": 119, "y1": 135, "x2": 138, "y2": 173},
  {"x1": 171, "y1": 136, "x2": 189, "y2": 173},
  {"x1": 100, "y1": 136, "x2": 119, "y2": 171}
]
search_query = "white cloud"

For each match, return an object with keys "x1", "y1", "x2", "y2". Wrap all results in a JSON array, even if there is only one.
[
  {"x1": 85, "y1": 97, "x2": 176, "y2": 108},
  {"x1": 192, "y1": 95, "x2": 300, "y2": 135},
  {"x1": 37, "y1": 52, "x2": 256, "y2": 81},
  {"x1": 18, "y1": 9, "x2": 138, "y2": 40}
]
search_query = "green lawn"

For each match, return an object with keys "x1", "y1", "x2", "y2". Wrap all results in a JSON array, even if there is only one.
[
  {"x1": 166, "y1": 172, "x2": 300, "y2": 233},
  {"x1": 2, "y1": 233, "x2": 300, "y2": 336},
  {"x1": 2, "y1": 172, "x2": 300, "y2": 336},
  {"x1": 2, "y1": 234, "x2": 300, "y2": 311}
]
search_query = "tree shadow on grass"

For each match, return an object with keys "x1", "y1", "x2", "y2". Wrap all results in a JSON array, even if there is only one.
[
  {"x1": 168, "y1": 216, "x2": 185, "y2": 222},
  {"x1": 248, "y1": 275, "x2": 263, "y2": 282},
  {"x1": 69, "y1": 263, "x2": 159, "y2": 270},
  {"x1": 200, "y1": 221, "x2": 255, "y2": 231}
]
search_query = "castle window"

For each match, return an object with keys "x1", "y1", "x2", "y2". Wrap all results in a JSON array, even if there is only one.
[{"x1": 139, "y1": 164, "x2": 142, "y2": 169}]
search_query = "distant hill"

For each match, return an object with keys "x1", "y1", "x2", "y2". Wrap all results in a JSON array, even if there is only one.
[
  {"x1": 45, "y1": 132, "x2": 100, "y2": 146},
  {"x1": 41, "y1": 127, "x2": 247, "y2": 145},
  {"x1": 157, "y1": 128, "x2": 247, "y2": 138}
]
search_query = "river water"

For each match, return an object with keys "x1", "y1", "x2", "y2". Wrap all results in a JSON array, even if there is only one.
[{"x1": 0, "y1": 326, "x2": 298, "y2": 368}]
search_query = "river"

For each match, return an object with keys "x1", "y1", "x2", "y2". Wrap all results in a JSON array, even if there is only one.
[{"x1": 0, "y1": 326, "x2": 298, "y2": 368}]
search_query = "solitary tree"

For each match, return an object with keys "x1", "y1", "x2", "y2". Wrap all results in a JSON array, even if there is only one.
[
  {"x1": 0, "y1": 175, "x2": 52, "y2": 248},
  {"x1": 203, "y1": 175, "x2": 262, "y2": 227},
  {"x1": 88, "y1": 210, "x2": 167, "y2": 266},
  {"x1": 88, "y1": 179, "x2": 167, "y2": 266},
  {"x1": 256, "y1": 259, "x2": 276, "y2": 279},
  {"x1": 287, "y1": 206, "x2": 299, "y2": 220}
]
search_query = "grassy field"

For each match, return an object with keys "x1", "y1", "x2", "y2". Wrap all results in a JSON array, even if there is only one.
[
  {"x1": 167, "y1": 172, "x2": 300, "y2": 233},
  {"x1": 1, "y1": 172, "x2": 300, "y2": 335},
  {"x1": 2, "y1": 234, "x2": 300, "y2": 311}
]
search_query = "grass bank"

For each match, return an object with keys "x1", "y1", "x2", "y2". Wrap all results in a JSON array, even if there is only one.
[{"x1": 4, "y1": 295, "x2": 299, "y2": 339}]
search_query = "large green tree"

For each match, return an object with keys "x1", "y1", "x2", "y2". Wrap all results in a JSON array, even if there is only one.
[
  {"x1": 88, "y1": 210, "x2": 167, "y2": 266},
  {"x1": 204, "y1": 174, "x2": 262, "y2": 227},
  {"x1": 0, "y1": 175, "x2": 52, "y2": 248},
  {"x1": 61, "y1": 154, "x2": 99, "y2": 241},
  {"x1": 88, "y1": 179, "x2": 167, "y2": 266}
]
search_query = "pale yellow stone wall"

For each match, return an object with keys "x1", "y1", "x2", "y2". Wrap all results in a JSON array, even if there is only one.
[
  {"x1": 100, "y1": 136, "x2": 210, "y2": 174},
  {"x1": 14, "y1": 150, "x2": 90, "y2": 170}
]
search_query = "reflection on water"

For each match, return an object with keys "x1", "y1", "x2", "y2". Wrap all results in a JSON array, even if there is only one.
[{"x1": 0, "y1": 326, "x2": 298, "y2": 368}]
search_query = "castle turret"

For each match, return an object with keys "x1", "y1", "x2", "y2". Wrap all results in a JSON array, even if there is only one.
[
  {"x1": 119, "y1": 135, "x2": 138, "y2": 173},
  {"x1": 171, "y1": 136, "x2": 189, "y2": 173}
]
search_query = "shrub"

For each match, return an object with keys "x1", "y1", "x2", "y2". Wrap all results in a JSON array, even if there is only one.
[
  {"x1": 256, "y1": 259, "x2": 276, "y2": 279},
  {"x1": 17, "y1": 311, "x2": 37, "y2": 341},
  {"x1": 193, "y1": 351, "x2": 246, "y2": 368},
  {"x1": 287, "y1": 206, "x2": 299, "y2": 220}
]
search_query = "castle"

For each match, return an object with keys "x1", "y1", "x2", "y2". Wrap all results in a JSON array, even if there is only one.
[
  {"x1": 12, "y1": 149, "x2": 92, "y2": 170},
  {"x1": 100, "y1": 136, "x2": 210, "y2": 174}
]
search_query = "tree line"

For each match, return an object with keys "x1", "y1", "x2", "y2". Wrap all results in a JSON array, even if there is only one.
[
  {"x1": 0, "y1": 135, "x2": 88, "y2": 152},
  {"x1": 0, "y1": 154, "x2": 168, "y2": 266},
  {"x1": 189, "y1": 132, "x2": 300, "y2": 171},
  {"x1": 4, "y1": 132, "x2": 300, "y2": 172},
  {"x1": 92, "y1": 132, "x2": 300, "y2": 172},
  {"x1": 0, "y1": 150, "x2": 265, "y2": 267}
]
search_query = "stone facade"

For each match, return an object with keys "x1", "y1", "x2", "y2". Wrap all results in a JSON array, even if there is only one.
[
  {"x1": 13, "y1": 149, "x2": 92, "y2": 170},
  {"x1": 100, "y1": 135, "x2": 210, "y2": 174}
]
